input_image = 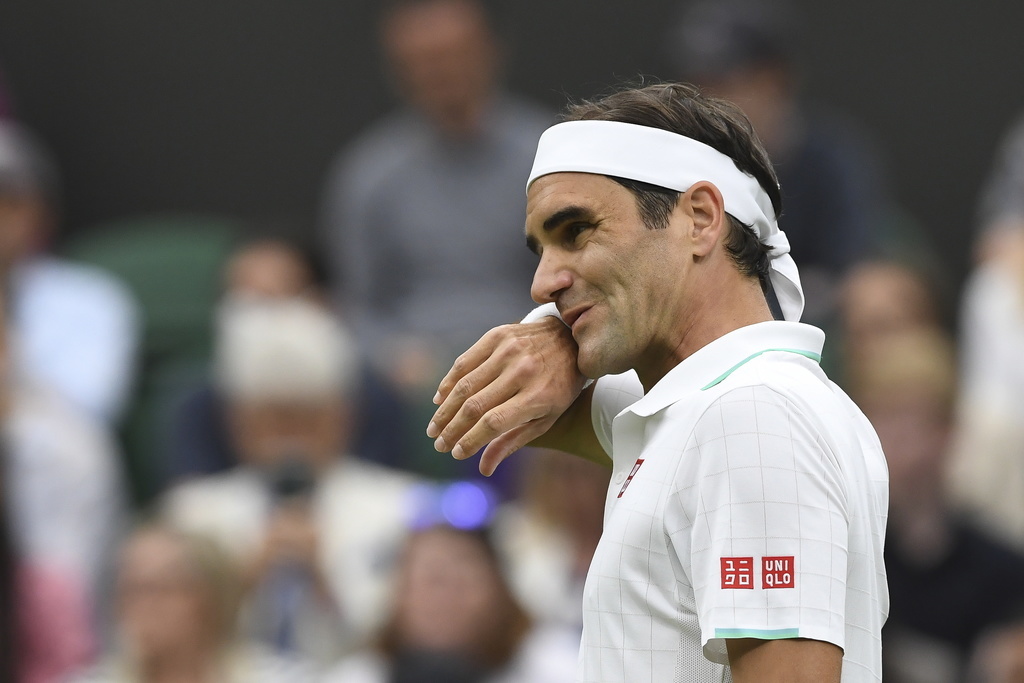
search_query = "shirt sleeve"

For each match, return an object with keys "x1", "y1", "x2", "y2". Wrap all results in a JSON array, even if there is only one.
[
  {"x1": 590, "y1": 371, "x2": 644, "y2": 458},
  {"x1": 665, "y1": 384, "x2": 850, "y2": 665}
]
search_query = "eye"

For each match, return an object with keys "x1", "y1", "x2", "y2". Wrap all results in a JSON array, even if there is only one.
[{"x1": 566, "y1": 222, "x2": 592, "y2": 245}]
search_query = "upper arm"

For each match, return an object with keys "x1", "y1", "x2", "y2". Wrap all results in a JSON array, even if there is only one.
[
  {"x1": 667, "y1": 385, "x2": 851, "y2": 663},
  {"x1": 727, "y1": 638, "x2": 842, "y2": 683}
]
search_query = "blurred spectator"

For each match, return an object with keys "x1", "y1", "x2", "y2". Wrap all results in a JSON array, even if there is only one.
[
  {"x1": 0, "y1": 121, "x2": 139, "y2": 423},
  {"x1": 969, "y1": 624, "x2": 1024, "y2": 683},
  {"x1": 852, "y1": 328, "x2": 1024, "y2": 683},
  {"x1": 324, "y1": 524, "x2": 579, "y2": 683},
  {"x1": 948, "y1": 113, "x2": 1024, "y2": 551},
  {"x1": 224, "y1": 238, "x2": 325, "y2": 302},
  {"x1": 1, "y1": 444, "x2": 95, "y2": 683},
  {"x1": 166, "y1": 237, "x2": 409, "y2": 484},
  {"x1": 836, "y1": 259, "x2": 940, "y2": 389},
  {"x1": 668, "y1": 0, "x2": 892, "y2": 322},
  {"x1": 162, "y1": 299, "x2": 418, "y2": 665},
  {"x1": 318, "y1": 0, "x2": 549, "y2": 477},
  {"x1": 69, "y1": 523, "x2": 317, "y2": 683},
  {"x1": 494, "y1": 449, "x2": 608, "y2": 633},
  {"x1": 0, "y1": 278, "x2": 126, "y2": 624},
  {"x1": 975, "y1": 113, "x2": 1024, "y2": 264}
]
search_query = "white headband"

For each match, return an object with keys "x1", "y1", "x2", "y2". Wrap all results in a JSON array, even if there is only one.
[{"x1": 527, "y1": 120, "x2": 804, "y2": 322}]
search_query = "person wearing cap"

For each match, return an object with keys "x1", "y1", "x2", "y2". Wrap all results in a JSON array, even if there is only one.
[
  {"x1": 162, "y1": 298, "x2": 419, "y2": 666},
  {"x1": 426, "y1": 82, "x2": 888, "y2": 681}
]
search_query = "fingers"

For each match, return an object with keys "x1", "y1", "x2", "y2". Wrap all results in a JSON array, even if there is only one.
[
  {"x1": 426, "y1": 348, "x2": 505, "y2": 442},
  {"x1": 426, "y1": 317, "x2": 581, "y2": 474},
  {"x1": 436, "y1": 372, "x2": 541, "y2": 459},
  {"x1": 477, "y1": 419, "x2": 554, "y2": 477},
  {"x1": 433, "y1": 325, "x2": 507, "y2": 405}
]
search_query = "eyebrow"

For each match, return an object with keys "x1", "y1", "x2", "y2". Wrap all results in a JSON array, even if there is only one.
[
  {"x1": 525, "y1": 205, "x2": 594, "y2": 255},
  {"x1": 544, "y1": 206, "x2": 591, "y2": 232}
]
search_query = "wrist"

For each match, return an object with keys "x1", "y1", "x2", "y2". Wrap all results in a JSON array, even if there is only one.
[{"x1": 520, "y1": 304, "x2": 594, "y2": 390}]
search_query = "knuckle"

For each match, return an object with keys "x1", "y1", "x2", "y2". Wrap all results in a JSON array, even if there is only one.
[
  {"x1": 462, "y1": 396, "x2": 485, "y2": 420},
  {"x1": 484, "y1": 325, "x2": 513, "y2": 345},
  {"x1": 451, "y1": 377, "x2": 474, "y2": 400},
  {"x1": 483, "y1": 408, "x2": 506, "y2": 432},
  {"x1": 516, "y1": 354, "x2": 541, "y2": 377}
]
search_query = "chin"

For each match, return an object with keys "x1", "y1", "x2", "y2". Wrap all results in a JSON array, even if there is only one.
[{"x1": 577, "y1": 344, "x2": 624, "y2": 380}]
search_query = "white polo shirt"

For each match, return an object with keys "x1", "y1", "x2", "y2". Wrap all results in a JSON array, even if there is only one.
[{"x1": 579, "y1": 321, "x2": 888, "y2": 682}]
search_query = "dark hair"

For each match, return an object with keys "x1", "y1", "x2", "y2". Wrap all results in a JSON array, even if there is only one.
[{"x1": 563, "y1": 81, "x2": 780, "y2": 285}]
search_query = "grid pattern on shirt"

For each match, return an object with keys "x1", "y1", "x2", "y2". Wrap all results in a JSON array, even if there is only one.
[{"x1": 579, "y1": 353, "x2": 888, "y2": 682}]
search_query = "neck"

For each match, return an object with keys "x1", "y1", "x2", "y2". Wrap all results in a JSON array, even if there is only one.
[
  {"x1": 431, "y1": 92, "x2": 493, "y2": 141},
  {"x1": 636, "y1": 272, "x2": 773, "y2": 393}
]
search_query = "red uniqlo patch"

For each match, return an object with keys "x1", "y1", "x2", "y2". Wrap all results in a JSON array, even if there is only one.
[
  {"x1": 720, "y1": 557, "x2": 754, "y2": 589},
  {"x1": 762, "y1": 556, "x2": 796, "y2": 589},
  {"x1": 616, "y1": 458, "x2": 645, "y2": 498}
]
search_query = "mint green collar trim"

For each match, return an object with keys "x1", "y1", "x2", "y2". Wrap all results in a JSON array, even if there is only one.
[{"x1": 700, "y1": 348, "x2": 822, "y2": 391}]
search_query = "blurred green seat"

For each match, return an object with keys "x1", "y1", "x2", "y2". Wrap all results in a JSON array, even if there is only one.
[{"x1": 64, "y1": 214, "x2": 241, "y2": 506}]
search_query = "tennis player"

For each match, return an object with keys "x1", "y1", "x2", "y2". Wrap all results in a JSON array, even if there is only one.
[{"x1": 426, "y1": 82, "x2": 888, "y2": 682}]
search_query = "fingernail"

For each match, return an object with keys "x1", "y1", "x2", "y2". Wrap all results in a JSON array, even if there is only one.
[
  {"x1": 451, "y1": 444, "x2": 464, "y2": 460},
  {"x1": 433, "y1": 436, "x2": 447, "y2": 452},
  {"x1": 426, "y1": 421, "x2": 439, "y2": 438},
  {"x1": 432, "y1": 391, "x2": 441, "y2": 405}
]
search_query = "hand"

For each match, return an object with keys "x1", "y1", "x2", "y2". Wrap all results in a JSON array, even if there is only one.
[
  {"x1": 426, "y1": 317, "x2": 587, "y2": 476},
  {"x1": 257, "y1": 504, "x2": 321, "y2": 572}
]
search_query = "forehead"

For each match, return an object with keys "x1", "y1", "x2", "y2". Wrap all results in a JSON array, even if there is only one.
[{"x1": 525, "y1": 172, "x2": 635, "y2": 233}]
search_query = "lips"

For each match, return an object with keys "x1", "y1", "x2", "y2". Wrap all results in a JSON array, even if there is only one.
[{"x1": 560, "y1": 305, "x2": 591, "y2": 330}]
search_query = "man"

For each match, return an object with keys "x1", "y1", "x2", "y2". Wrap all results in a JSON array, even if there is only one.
[
  {"x1": 426, "y1": 83, "x2": 889, "y2": 681},
  {"x1": 668, "y1": 0, "x2": 893, "y2": 325},
  {"x1": 319, "y1": 0, "x2": 548, "y2": 394},
  {"x1": 319, "y1": 0, "x2": 549, "y2": 483},
  {"x1": 948, "y1": 112, "x2": 1024, "y2": 551},
  {"x1": 163, "y1": 298, "x2": 419, "y2": 664}
]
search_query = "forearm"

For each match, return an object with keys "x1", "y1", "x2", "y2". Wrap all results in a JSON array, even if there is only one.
[
  {"x1": 726, "y1": 638, "x2": 842, "y2": 683},
  {"x1": 530, "y1": 383, "x2": 610, "y2": 467}
]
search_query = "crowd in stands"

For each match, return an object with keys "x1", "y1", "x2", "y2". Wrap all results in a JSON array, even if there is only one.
[{"x1": 2, "y1": 0, "x2": 1024, "y2": 681}]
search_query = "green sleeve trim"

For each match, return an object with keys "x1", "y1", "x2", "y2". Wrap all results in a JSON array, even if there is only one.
[
  {"x1": 713, "y1": 627, "x2": 801, "y2": 640},
  {"x1": 701, "y1": 348, "x2": 822, "y2": 391}
]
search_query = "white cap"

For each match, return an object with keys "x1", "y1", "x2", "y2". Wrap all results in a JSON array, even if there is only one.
[{"x1": 215, "y1": 297, "x2": 359, "y2": 402}]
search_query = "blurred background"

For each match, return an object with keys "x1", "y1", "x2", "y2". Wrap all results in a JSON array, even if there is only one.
[
  {"x1": 0, "y1": 0, "x2": 1021, "y2": 294},
  {"x1": 2, "y1": 1, "x2": 1024, "y2": 682}
]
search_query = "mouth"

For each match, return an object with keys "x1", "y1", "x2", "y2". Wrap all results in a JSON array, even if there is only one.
[{"x1": 560, "y1": 305, "x2": 592, "y2": 331}]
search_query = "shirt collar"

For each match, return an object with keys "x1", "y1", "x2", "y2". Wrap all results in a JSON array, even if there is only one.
[{"x1": 626, "y1": 321, "x2": 825, "y2": 417}]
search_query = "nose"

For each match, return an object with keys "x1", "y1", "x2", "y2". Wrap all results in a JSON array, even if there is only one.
[{"x1": 530, "y1": 251, "x2": 573, "y2": 304}]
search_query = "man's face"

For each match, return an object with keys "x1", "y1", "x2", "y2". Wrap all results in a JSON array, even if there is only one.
[
  {"x1": 382, "y1": 0, "x2": 497, "y2": 134},
  {"x1": 227, "y1": 398, "x2": 346, "y2": 472},
  {"x1": 525, "y1": 173, "x2": 690, "y2": 379}
]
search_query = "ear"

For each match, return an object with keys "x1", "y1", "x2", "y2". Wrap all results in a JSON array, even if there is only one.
[{"x1": 681, "y1": 181, "x2": 727, "y2": 258}]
